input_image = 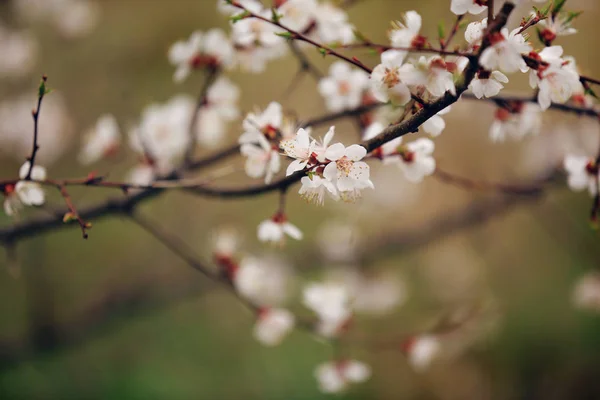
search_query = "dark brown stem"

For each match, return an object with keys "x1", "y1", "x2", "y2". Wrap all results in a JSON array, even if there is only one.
[
  {"x1": 441, "y1": 15, "x2": 464, "y2": 51},
  {"x1": 25, "y1": 75, "x2": 48, "y2": 180}
]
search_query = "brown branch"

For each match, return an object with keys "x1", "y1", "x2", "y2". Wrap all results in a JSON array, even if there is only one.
[
  {"x1": 433, "y1": 168, "x2": 548, "y2": 196},
  {"x1": 25, "y1": 75, "x2": 48, "y2": 180},
  {"x1": 487, "y1": 0, "x2": 494, "y2": 23},
  {"x1": 461, "y1": 92, "x2": 600, "y2": 118},
  {"x1": 57, "y1": 184, "x2": 90, "y2": 239},
  {"x1": 231, "y1": 1, "x2": 372, "y2": 73},
  {"x1": 441, "y1": 15, "x2": 464, "y2": 51}
]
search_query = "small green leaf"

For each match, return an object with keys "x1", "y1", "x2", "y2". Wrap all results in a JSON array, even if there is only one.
[
  {"x1": 230, "y1": 10, "x2": 250, "y2": 23},
  {"x1": 275, "y1": 31, "x2": 293, "y2": 39},
  {"x1": 437, "y1": 21, "x2": 446, "y2": 40},
  {"x1": 271, "y1": 8, "x2": 282, "y2": 23}
]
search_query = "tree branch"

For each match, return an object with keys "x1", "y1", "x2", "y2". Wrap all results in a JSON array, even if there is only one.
[{"x1": 25, "y1": 75, "x2": 48, "y2": 180}]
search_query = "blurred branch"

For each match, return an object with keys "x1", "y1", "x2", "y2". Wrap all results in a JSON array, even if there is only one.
[{"x1": 184, "y1": 67, "x2": 220, "y2": 165}]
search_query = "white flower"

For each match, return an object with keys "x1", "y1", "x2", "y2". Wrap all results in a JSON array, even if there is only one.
[
  {"x1": 212, "y1": 226, "x2": 239, "y2": 259},
  {"x1": 281, "y1": 127, "x2": 316, "y2": 176},
  {"x1": 573, "y1": 272, "x2": 600, "y2": 312},
  {"x1": 278, "y1": 0, "x2": 317, "y2": 32},
  {"x1": 0, "y1": 24, "x2": 37, "y2": 78},
  {"x1": 385, "y1": 138, "x2": 436, "y2": 183},
  {"x1": 128, "y1": 95, "x2": 194, "y2": 173},
  {"x1": 318, "y1": 62, "x2": 369, "y2": 112},
  {"x1": 240, "y1": 102, "x2": 283, "y2": 144},
  {"x1": 233, "y1": 256, "x2": 293, "y2": 306},
  {"x1": 404, "y1": 335, "x2": 442, "y2": 371},
  {"x1": 234, "y1": 44, "x2": 285, "y2": 74},
  {"x1": 315, "y1": 360, "x2": 371, "y2": 393},
  {"x1": 15, "y1": 161, "x2": 46, "y2": 207},
  {"x1": 465, "y1": 18, "x2": 487, "y2": 46},
  {"x1": 489, "y1": 103, "x2": 541, "y2": 142},
  {"x1": 480, "y1": 28, "x2": 531, "y2": 73},
  {"x1": 323, "y1": 143, "x2": 374, "y2": 201},
  {"x1": 3, "y1": 184, "x2": 22, "y2": 217},
  {"x1": 529, "y1": 47, "x2": 583, "y2": 110},
  {"x1": 422, "y1": 106, "x2": 451, "y2": 137},
  {"x1": 254, "y1": 308, "x2": 295, "y2": 346},
  {"x1": 389, "y1": 11, "x2": 423, "y2": 48},
  {"x1": 196, "y1": 76, "x2": 240, "y2": 148},
  {"x1": 451, "y1": 0, "x2": 487, "y2": 16},
  {"x1": 240, "y1": 133, "x2": 280, "y2": 183},
  {"x1": 257, "y1": 214, "x2": 303, "y2": 243},
  {"x1": 125, "y1": 164, "x2": 155, "y2": 187},
  {"x1": 400, "y1": 56, "x2": 456, "y2": 98},
  {"x1": 78, "y1": 114, "x2": 120, "y2": 165},
  {"x1": 563, "y1": 155, "x2": 598, "y2": 196},
  {"x1": 231, "y1": 1, "x2": 284, "y2": 48},
  {"x1": 538, "y1": 12, "x2": 577, "y2": 44},
  {"x1": 313, "y1": 3, "x2": 355, "y2": 45},
  {"x1": 53, "y1": 0, "x2": 100, "y2": 39},
  {"x1": 168, "y1": 29, "x2": 234, "y2": 82},
  {"x1": 469, "y1": 70, "x2": 509, "y2": 99},
  {"x1": 370, "y1": 50, "x2": 411, "y2": 105},
  {"x1": 303, "y1": 282, "x2": 352, "y2": 335},
  {"x1": 217, "y1": 0, "x2": 261, "y2": 15},
  {"x1": 298, "y1": 175, "x2": 340, "y2": 205}
]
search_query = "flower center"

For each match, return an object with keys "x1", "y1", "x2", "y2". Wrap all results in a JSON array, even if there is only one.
[
  {"x1": 383, "y1": 68, "x2": 401, "y2": 88},
  {"x1": 336, "y1": 156, "x2": 354, "y2": 176},
  {"x1": 338, "y1": 81, "x2": 351, "y2": 95}
]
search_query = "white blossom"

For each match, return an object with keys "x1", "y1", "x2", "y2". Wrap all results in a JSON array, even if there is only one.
[
  {"x1": 422, "y1": 106, "x2": 452, "y2": 137},
  {"x1": 529, "y1": 46, "x2": 583, "y2": 110},
  {"x1": 323, "y1": 143, "x2": 374, "y2": 201},
  {"x1": 257, "y1": 214, "x2": 303, "y2": 243},
  {"x1": 315, "y1": 360, "x2": 371, "y2": 393},
  {"x1": 212, "y1": 226, "x2": 239, "y2": 258},
  {"x1": 465, "y1": 18, "x2": 487, "y2": 46},
  {"x1": 450, "y1": 0, "x2": 487, "y2": 16},
  {"x1": 384, "y1": 138, "x2": 436, "y2": 183},
  {"x1": 0, "y1": 24, "x2": 37, "y2": 78},
  {"x1": 78, "y1": 114, "x2": 120, "y2": 165},
  {"x1": 469, "y1": 70, "x2": 509, "y2": 99},
  {"x1": 404, "y1": 334, "x2": 442, "y2": 371},
  {"x1": 128, "y1": 95, "x2": 194, "y2": 173},
  {"x1": 240, "y1": 133, "x2": 281, "y2": 183},
  {"x1": 489, "y1": 103, "x2": 541, "y2": 142},
  {"x1": 168, "y1": 29, "x2": 234, "y2": 82},
  {"x1": 278, "y1": 0, "x2": 317, "y2": 32},
  {"x1": 313, "y1": 2, "x2": 355, "y2": 45},
  {"x1": 480, "y1": 28, "x2": 531, "y2": 74},
  {"x1": 318, "y1": 62, "x2": 369, "y2": 112},
  {"x1": 563, "y1": 155, "x2": 598, "y2": 196},
  {"x1": 389, "y1": 11, "x2": 423, "y2": 48},
  {"x1": 196, "y1": 76, "x2": 240, "y2": 148},
  {"x1": 254, "y1": 308, "x2": 295, "y2": 346},
  {"x1": 281, "y1": 127, "x2": 316, "y2": 176},
  {"x1": 240, "y1": 102, "x2": 283, "y2": 144},
  {"x1": 233, "y1": 255, "x2": 293, "y2": 306},
  {"x1": 303, "y1": 282, "x2": 352, "y2": 336},
  {"x1": 298, "y1": 175, "x2": 340, "y2": 205},
  {"x1": 538, "y1": 12, "x2": 578, "y2": 44},
  {"x1": 573, "y1": 272, "x2": 600, "y2": 312},
  {"x1": 400, "y1": 56, "x2": 456, "y2": 98},
  {"x1": 15, "y1": 162, "x2": 46, "y2": 208},
  {"x1": 370, "y1": 50, "x2": 411, "y2": 105},
  {"x1": 125, "y1": 164, "x2": 155, "y2": 187},
  {"x1": 231, "y1": 1, "x2": 284, "y2": 48}
]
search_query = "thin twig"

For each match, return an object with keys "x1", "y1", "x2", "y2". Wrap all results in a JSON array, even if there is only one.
[
  {"x1": 184, "y1": 68, "x2": 220, "y2": 165},
  {"x1": 25, "y1": 75, "x2": 48, "y2": 180},
  {"x1": 57, "y1": 184, "x2": 90, "y2": 239}
]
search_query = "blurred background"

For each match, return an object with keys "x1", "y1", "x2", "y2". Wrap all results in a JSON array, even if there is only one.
[{"x1": 1, "y1": 0, "x2": 600, "y2": 399}]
